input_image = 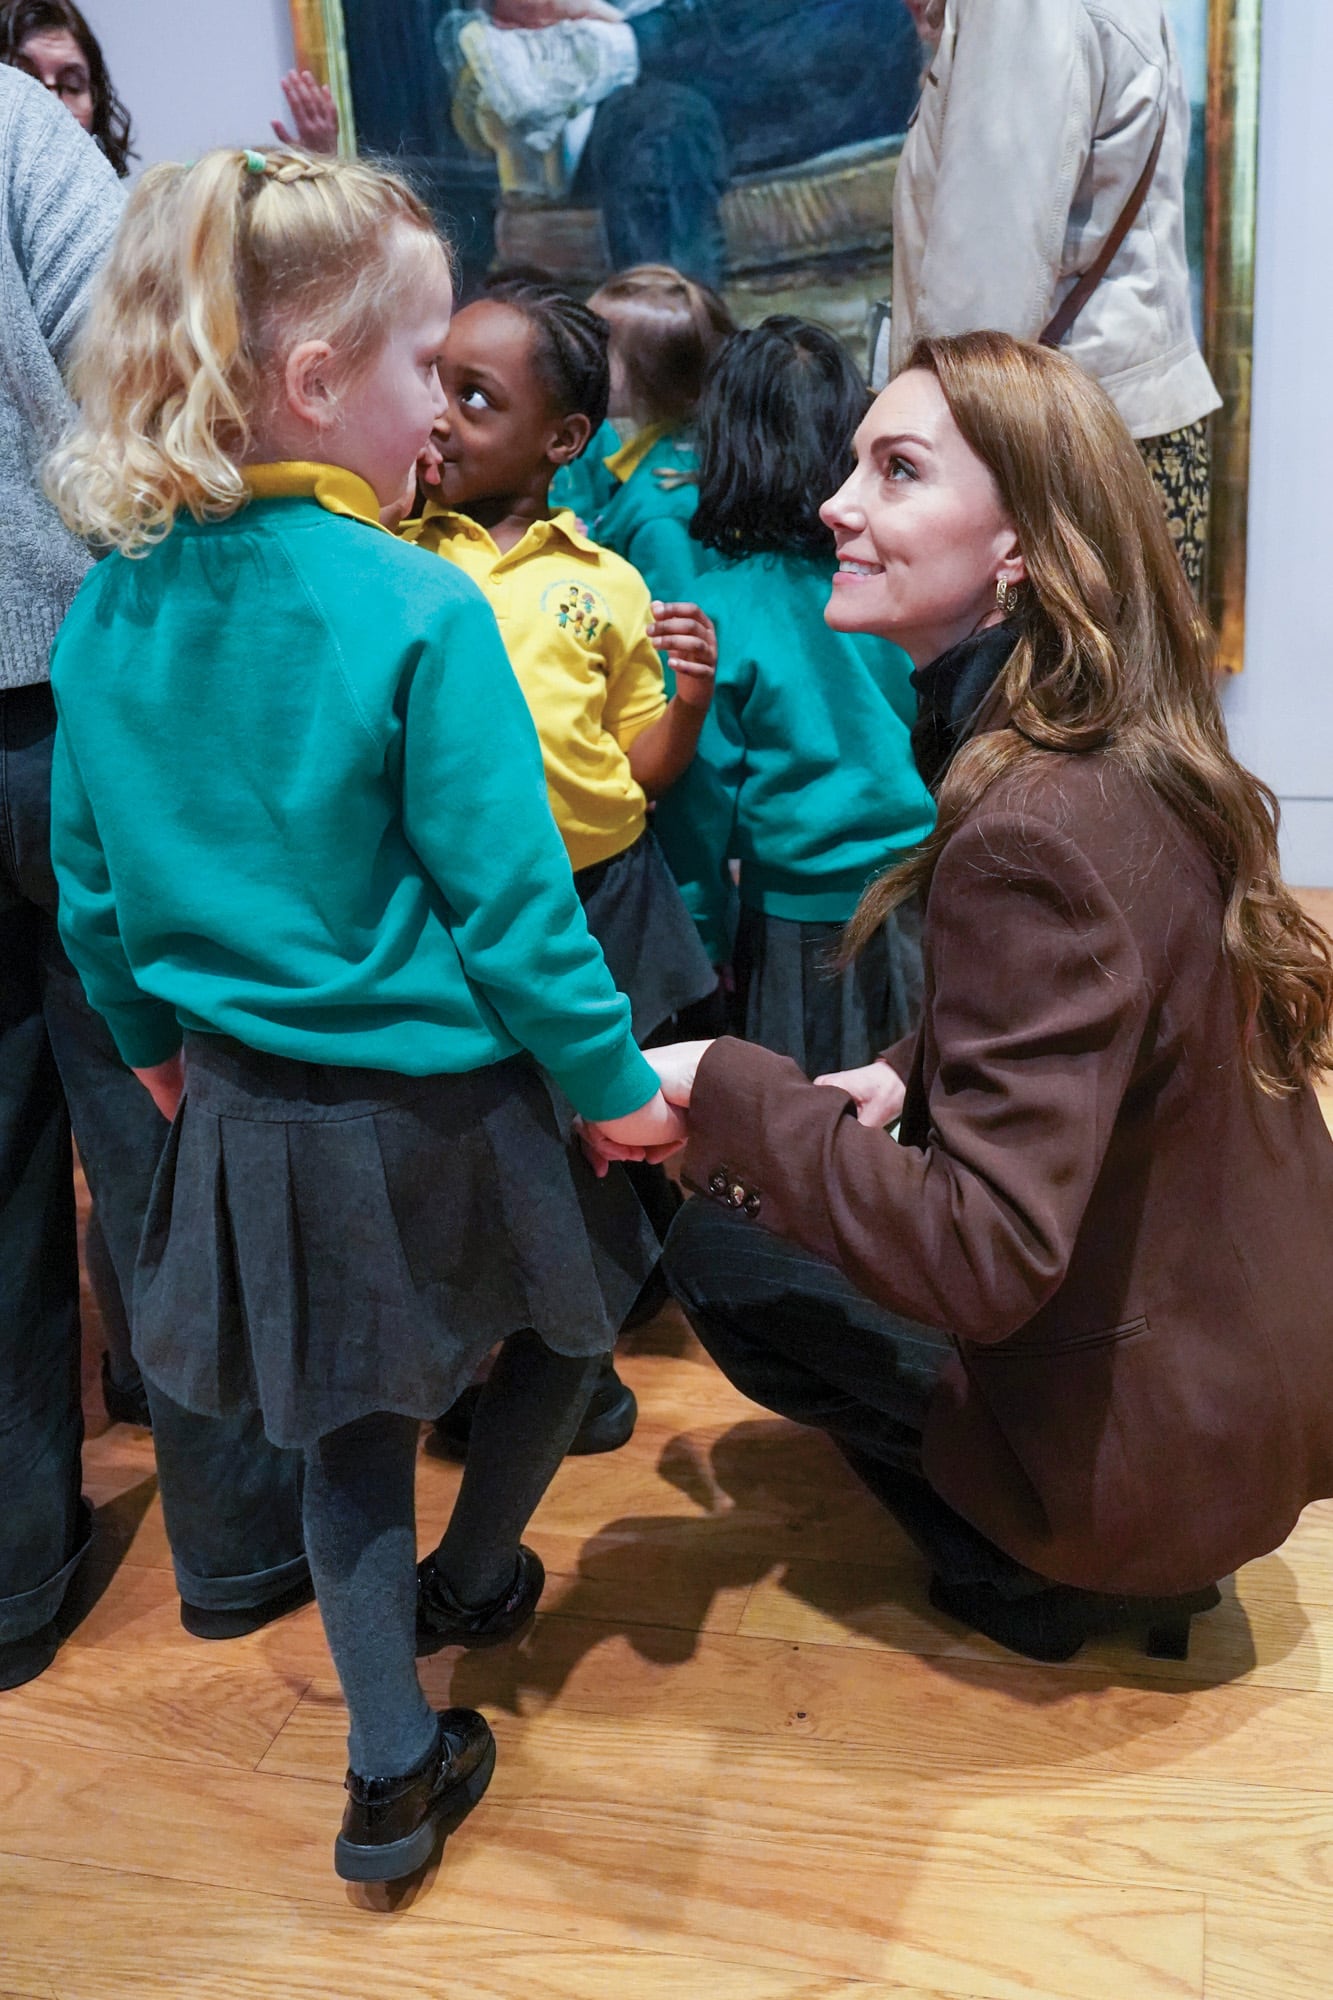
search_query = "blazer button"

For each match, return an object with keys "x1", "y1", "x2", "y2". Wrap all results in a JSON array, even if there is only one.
[
  {"x1": 709, "y1": 1170, "x2": 729, "y2": 1197},
  {"x1": 729, "y1": 1182, "x2": 747, "y2": 1209},
  {"x1": 743, "y1": 1192, "x2": 762, "y2": 1218}
]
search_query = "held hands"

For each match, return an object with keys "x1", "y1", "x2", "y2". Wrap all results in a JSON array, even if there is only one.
[
  {"x1": 133, "y1": 1051, "x2": 185, "y2": 1123},
  {"x1": 577, "y1": 1088, "x2": 690, "y2": 1180},
  {"x1": 812, "y1": 1058, "x2": 906, "y2": 1128},
  {"x1": 649, "y1": 602, "x2": 717, "y2": 710},
  {"x1": 273, "y1": 69, "x2": 339, "y2": 153}
]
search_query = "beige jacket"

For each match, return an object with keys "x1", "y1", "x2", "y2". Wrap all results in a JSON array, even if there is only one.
[{"x1": 891, "y1": 0, "x2": 1221, "y2": 439}]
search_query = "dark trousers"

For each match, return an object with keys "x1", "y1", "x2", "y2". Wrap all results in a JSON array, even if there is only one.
[
  {"x1": 581, "y1": 0, "x2": 922, "y2": 285},
  {"x1": 663, "y1": 1197, "x2": 1041, "y2": 1593},
  {"x1": 0, "y1": 683, "x2": 307, "y2": 1640}
]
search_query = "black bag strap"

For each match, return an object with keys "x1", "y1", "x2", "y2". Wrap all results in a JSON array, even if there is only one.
[{"x1": 1040, "y1": 106, "x2": 1167, "y2": 349}]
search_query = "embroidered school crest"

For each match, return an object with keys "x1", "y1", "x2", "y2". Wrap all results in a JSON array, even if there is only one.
[{"x1": 543, "y1": 579, "x2": 613, "y2": 646}]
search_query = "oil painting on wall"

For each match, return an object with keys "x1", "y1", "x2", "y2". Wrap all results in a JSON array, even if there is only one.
[{"x1": 290, "y1": 0, "x2": 1260, "y2": 667}]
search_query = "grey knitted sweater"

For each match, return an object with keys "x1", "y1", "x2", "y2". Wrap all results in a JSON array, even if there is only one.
[{"x1": 0, "y1": 63, "x2": 122, "y2": 689}]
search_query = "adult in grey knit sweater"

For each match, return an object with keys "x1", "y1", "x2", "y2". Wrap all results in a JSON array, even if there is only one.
[{"x1": 0, "y1": 64, "x2": 310, "y2": 1690}]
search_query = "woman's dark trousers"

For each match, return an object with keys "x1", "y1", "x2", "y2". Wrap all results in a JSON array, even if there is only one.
[
  {"x1": 663, "y1": 1196, "x2": 1041, "y2": 1595},
  {"x1": 0, "y1": 684, "x2": 308, "y2": 1647}
]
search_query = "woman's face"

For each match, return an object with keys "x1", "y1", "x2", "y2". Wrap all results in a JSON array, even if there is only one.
[
  {"x1": 17, "y1": 27, "x2": 94, "y2": 133},
  {"x1": 821, "y1": 368, "x2": 1024, "y2": 667}
]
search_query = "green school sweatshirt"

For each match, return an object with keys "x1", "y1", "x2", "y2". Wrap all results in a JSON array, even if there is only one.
[
  {"x1": 655, "y1": 551, "x2": 936, "y2": 948},
  {"x1": 47, "y1": 465, "x2": 657, "y2": 1123},
  {"x1": 552, "y1": 421, "x2": 714, "y2": 603}
]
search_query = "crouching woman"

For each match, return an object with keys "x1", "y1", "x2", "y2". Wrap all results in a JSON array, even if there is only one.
[{"x1": 633, "y1": 331, "x2": 1333, "y2": 1663}]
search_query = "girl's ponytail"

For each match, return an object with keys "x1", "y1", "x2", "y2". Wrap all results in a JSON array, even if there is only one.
[{"x1": 48, "y1": 147, "x2": 446, "y2": 553}]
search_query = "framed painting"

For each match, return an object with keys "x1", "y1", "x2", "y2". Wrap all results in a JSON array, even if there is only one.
[{"x1": 290, "y1": 0, "x2": 1260, "y2": 670}]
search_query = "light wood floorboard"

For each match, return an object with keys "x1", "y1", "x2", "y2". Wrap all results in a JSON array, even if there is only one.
[{"x1": 2, "y1": 910, "x2": 1329, "y2": 1997}]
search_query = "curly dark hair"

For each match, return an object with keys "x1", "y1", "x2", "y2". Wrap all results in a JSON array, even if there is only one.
[
  {"x1": 0, "y1": 0, "x2": 135, "y2": 175},
  {"x1": 691, "y1": 316, "x2": 869, "y2": 560},
  {"x1": 484, "y1": 278, "x2": 610, "y2": 450}
]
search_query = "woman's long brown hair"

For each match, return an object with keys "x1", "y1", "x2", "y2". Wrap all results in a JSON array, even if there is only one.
[{"x1": 845, "y1": 331, "x2": 1333, "y2": 1095}]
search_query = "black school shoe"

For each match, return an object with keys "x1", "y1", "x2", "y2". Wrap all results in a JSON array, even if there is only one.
[
  {"x1": 0, "y1": 1621, "x2": 60, "y2": 1692},
  {"x1": 100, "y1": 1353, "x2": 153, "y2": 1430},
  {"x1": 928, "y1": 1576, "x2": 1224, "y2": 1664},
  {"x1": 432, "y1": 1357, "x2": 638, "y2": 1460},
  {"x1": 334, "y1": 1707, "x2": 496, "y2": 1883},
  {"x1": 416, "y1": 1545, "x2": 545, "y2": 1657},
  {"x1": 180, "y1": 1573, "x2": 317, "y2": 1640}
]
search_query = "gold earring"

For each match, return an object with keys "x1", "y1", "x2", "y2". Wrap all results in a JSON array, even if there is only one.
[{"x1": 996, "y1": 577, "x2": 1019, "y2": 614}]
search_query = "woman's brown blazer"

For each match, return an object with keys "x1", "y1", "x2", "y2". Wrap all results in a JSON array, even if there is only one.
[{"x1": 681, "y1": 753, "x2": 1333, "y2": 1594}]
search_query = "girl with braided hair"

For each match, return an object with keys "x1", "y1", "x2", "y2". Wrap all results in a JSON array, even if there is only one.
[
  {"x1": 45, "y1": 145, "x2": 681, "y2": 1885},
  {"x1": 407, "y1": 278, "x2": 722, "y2": 1452}
]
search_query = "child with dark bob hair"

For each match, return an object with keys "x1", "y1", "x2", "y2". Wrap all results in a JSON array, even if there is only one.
[{"x1": 658, "y1": 316, "x2": 936, "y2": 1076}]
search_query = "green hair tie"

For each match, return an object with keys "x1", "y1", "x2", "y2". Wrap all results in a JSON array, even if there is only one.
[{"x1": 243, "y1": 149, "x2": 267, "y2": 175}]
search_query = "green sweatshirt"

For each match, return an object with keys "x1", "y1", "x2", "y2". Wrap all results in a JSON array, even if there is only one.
[
  {"x1": 551, "y1": 420, "x2": 714, "y2": 603},
  {"x1": 655, "y1": 551, "x2": 936, "y2": 946},
  {"x1": 48, "y1": 463, "x2": 657, "y2": 1123}
]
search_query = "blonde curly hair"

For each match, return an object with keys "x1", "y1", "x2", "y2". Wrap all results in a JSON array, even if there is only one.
[{"x1": 47, "y1": 147, "x2": 449, "y2": 553}]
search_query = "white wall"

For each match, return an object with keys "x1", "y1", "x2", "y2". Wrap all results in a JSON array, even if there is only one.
[
  {"x1": 1220, "y1": 0, "x2": 1333, "y2": 885},
  {"x1": 84, "y1": 0, "x2": 294, "y2": 170}
]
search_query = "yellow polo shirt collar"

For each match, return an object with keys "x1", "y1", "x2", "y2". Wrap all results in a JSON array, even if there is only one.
[
  {"x1": 415, "y1": 502, "x2": 599, "y2": 565},
  {"x1": 604, "y1": 423, "x2": 670, "y2": 486},
  {"x1": 244, "y1": 461, "x2": 388, "y2": 532}
]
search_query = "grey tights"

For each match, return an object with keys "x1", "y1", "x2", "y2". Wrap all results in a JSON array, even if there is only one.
[{"x1": 303, "y1": 1335, "x2": 600, "y2": 1778}]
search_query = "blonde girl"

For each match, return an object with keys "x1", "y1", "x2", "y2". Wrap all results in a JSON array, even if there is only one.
[{"x1": 46, "y1": 146, "x2": 680, "y2": 1886}]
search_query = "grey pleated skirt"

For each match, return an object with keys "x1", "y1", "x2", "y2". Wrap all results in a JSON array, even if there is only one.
[
  {"x1": 575, "y1": 828, "x2": 717, "y2": 1043},
  {"x1": 133, "y1": 1036, "x2": 659, "y2": 1449},
  {"x1": 732, "y1": 897, "x2": 924, "y2": 1078}
]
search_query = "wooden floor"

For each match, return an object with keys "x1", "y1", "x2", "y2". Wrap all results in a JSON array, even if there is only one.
[{"x1": 3, "y1": 901, "x2": 1332, "y2": 1999}]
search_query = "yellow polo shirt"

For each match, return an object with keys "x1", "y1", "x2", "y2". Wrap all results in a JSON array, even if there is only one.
[{"x1": 406, "y1": 505, "x2": 667, "y2": 873}]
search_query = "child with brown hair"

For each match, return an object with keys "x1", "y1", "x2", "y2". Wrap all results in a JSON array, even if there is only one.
[{"x1": 554, "y1": 261, "x2": 733, "y2": 601}]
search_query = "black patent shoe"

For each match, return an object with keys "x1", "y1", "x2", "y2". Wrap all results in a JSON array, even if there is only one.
[
  {"x1": 0, "y1": 1621, "x2": 60, "y2": 1692},
  {"x1": 101, "y1": 1353, "x2": 153, "y2": 1430},
  {"x1": 928, "y1": 1576, "x2": 1223, "y2": 1664},
  {"x1": 334, "y1": 1707, "x2": 496, "y2": 1883},
  {"x1": 433, "y1": 1357, "x2": 638, "y2": 1460},
  {"x1": 416, "y1": 1545, "x2": 545, "y2": 1657},
  {"x1": 180, "y1": 1573, "x2": 316, "y2": 1640}
]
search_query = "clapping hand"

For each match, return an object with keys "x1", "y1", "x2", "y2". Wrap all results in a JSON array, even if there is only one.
[
  {"x1": 649, "y1": 601, "x2": 717, "y2": 709},
  {"x1": 273, "y1": 69, "x2": 339, "y2": 153},
  {"x1": 812, "y1": 1058, "x2": 906, "y2": 1128}
]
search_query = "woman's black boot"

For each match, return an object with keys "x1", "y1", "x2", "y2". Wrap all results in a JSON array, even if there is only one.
[{"x1": 928, "y1": 1576, "x2": 1223, "y2": 1664}]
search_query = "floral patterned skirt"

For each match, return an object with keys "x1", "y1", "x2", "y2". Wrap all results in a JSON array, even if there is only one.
[{"x1": 1138, "y1": 417, "x2": 1211, "y2": 598}]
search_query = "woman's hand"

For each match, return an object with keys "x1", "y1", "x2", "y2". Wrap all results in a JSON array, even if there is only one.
[
  {"x1": 273, "y1": 69, "x2": 339, "y2": 153},
  {"x1": 577, "y1": 1089, "x2": 688, "y2": 1178},
  {"x1": 643, "y1": 1040, "x2": 714, "y2": 1112},
  {"x1": 133, "y1": 1051, "x2": 185, "y2": 1123},
  {"x1": 812, "y1": 1058, "x2": 906, "y2": 1128},
  {"x1": 649, "y1": 601, "x2": 717, "y2": 710}
]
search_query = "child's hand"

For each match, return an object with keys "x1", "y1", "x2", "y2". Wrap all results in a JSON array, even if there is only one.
[
  {"x1": 812, "y1": 1059, "x2": 907, "y2": 1128},
  {"x1": 133, "y1": 1051, "x2": 185, "y2": 1123},
  {"x1": 576, "y1": 1090, "x2": 689, "y2": 1178},
  {"x1": 650, "y1": 601, "x2": 717, "y2": 710},
  {"x1": 272, "y1": 69, "x2": 339, "y2": 153}
]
